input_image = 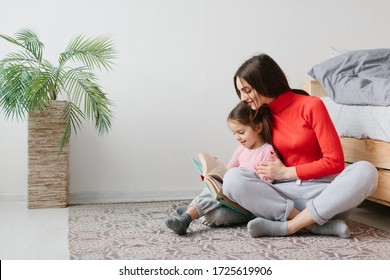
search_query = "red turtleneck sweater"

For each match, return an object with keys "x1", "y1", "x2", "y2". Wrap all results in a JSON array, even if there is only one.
[{"x1": 266, "y1": 91, "x2": 344, "y2": 180}]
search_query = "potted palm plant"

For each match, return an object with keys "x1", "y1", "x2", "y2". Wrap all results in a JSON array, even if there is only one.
[{"x1": 0, "y1": 28, "x2": 117, "y2": 208}]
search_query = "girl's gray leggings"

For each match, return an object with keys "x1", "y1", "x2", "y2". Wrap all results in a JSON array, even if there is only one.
[{"x1": 189, "y1": 161, "x2": 378, "y2": 226}]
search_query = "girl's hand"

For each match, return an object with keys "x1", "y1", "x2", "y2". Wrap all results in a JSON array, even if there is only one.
[{"x1": 256, "y1": 151, "x2": 298, "y2": 180}]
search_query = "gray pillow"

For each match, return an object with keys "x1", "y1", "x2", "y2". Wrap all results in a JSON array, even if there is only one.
[{"x1": 308, "y1": 48, "x2": 390, "y2": 106}]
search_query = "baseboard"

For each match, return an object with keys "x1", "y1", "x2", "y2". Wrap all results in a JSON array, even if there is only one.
[
  {"x1": 69, "y1": 188, "x2": 200, "y2": 205},
  {"x1": 0, "y1": 188, "x2": 202, "y2": 205}
]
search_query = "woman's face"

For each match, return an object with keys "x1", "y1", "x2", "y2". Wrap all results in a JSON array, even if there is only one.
[{"x1": 235, "y1": 78, "x2": 273, "y2": 109}]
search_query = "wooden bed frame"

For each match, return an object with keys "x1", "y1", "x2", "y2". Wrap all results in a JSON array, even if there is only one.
[{"x1": 303, "y1": 81, "x2": 390, "y2": 207}]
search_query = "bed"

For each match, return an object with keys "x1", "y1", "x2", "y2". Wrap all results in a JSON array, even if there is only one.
[
  {"x1": 303, "y1": 48, "x2": 390, "y2": 206},
  {"x1": 304, "y1": 80, "x2": 390, "y2": 206}
]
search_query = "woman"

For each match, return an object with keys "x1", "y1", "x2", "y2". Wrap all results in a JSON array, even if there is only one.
[{"x1": 220, "y1": 53, "x2": 378, "y2": 238}]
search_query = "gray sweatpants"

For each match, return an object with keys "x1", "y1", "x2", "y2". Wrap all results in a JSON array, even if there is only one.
[
  {"x1": 189, "y1": 161, "x2": 378, "y2": 226},
  {"x1": 189, "y1": 187, "x2": 255, "y2": 226}
]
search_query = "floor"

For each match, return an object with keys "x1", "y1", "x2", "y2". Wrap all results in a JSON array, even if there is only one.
[
  {"x1": 349, "y1": 200, "x2": 390, "y2": 232},
  {"x1": 0, "y1": 199, "x2": 389, "y2": 260},
  {"x1": 0, "y1": 200, "x2": 69, "y2": 260}
]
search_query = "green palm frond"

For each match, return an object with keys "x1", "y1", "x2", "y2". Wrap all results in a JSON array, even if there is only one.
[
  {"x1": 0, "y1": 27, "x2": 117, "y2": 152},
  {"x1": 0, "y1": 28, "x2": 44, "y2": 63},
  {"x1": 14, "y1": 27, "x2": 44, "y2": 62},
  {"x1": 0, "y1": 64, "x2": 31, "y2": 120},
  {"x1": 25, "y1": 66, "x2": 56, "y2": 112},
  {"x1": 1, "y1": 51, "x2": 39, "y2": 66},
  {"x1": 82, "y1": 81, "x2": 113, "y2": 135},
  {"x1": 63, "y1": 67, "x2": 113, "y2": 135},
  {"x1": 61, "y1": 101, "x2": 85, "y2": 148},
  {"x1": 60, "y1": 35, "x2": 116, "y2": 71},
  {"x1": 0, "y1": 34, "x2": 24, "y2": 48}
]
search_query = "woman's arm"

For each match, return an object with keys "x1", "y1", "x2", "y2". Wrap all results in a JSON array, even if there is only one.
[
  {"x1": 258, "y1": 97, "x2": 344, "y2": 181},
  {"x1": 294, "y1": 98, "x2": 344, "y2": 179}
]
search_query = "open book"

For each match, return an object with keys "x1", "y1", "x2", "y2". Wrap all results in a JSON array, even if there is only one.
[{"x1": 192, "y1": 153, "x2": 251, "y2": 215}]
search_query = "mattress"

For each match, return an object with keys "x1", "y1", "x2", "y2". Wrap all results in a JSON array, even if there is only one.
[{"x1": 321, "y1": 96, "x2": 390, "y2": 142}]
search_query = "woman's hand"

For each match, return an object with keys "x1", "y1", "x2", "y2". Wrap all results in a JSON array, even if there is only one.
[{"x1": 256, "y1": 151, "x2": 298, "y2": 180}]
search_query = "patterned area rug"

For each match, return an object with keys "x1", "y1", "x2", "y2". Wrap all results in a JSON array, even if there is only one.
[{"x1": 68, "y1": 200, "x2": 390, "y2": 260}]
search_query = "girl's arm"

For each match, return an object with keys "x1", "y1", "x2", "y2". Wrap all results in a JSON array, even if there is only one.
[{"x1": 226, "y1": 145, "x2": 242, "y2": 169}]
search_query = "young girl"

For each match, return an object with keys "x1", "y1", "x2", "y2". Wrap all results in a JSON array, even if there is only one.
[{"x1": 165, "y1": 101, "x2": 277, "y2": 235}]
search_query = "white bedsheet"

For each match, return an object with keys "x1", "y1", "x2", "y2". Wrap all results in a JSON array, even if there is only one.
[{"x1": 321, "y1": 97, "x2": 390, "y2": 142}]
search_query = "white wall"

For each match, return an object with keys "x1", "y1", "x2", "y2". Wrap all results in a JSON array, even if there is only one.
[{"x1": 1, "y1": 0, "x2": 390, "y2": 203}]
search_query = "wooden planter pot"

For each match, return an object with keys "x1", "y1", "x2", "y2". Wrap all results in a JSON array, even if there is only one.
[{"x1": 27, "y1": 101, "x2": 70, "y2": 208}]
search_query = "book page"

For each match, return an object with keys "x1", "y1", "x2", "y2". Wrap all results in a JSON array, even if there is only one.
[
  {"x1": 197, "y1": 153, "x2": 226, "y2": 175},
  {"x1": 208, "y1": 166, "x2": 227, "y2": 183},
  {"x1": 204, "y1": 177, "x2": 223, "y2": 198}
]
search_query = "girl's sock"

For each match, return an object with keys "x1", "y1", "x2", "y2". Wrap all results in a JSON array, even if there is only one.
[
  {"x1": 311, "y1": 219, "x2": 351, "y2": 238},
  {"x1": 247, "y1": 217, "x2": 288, "y2": 237},
  {"x1": 175, "y1": 206, "x2": 188, "y2": 216},
  {"x1": 165, "y1": 213, "x2": 192, "y2": 235}
]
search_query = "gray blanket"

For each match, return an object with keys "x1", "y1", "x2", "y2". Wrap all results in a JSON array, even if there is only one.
[{"x1": 308, "y1": 48, "x2": 390, "y2": 106}]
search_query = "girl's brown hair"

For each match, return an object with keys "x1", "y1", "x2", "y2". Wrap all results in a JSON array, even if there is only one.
[{"x1": 227, "y1": 101, "x2": 273, "y2": 145}]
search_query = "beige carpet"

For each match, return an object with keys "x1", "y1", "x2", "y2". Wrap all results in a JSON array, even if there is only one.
[{"x1": 68, "y1": 200, "x2": 390, "y2": 260}]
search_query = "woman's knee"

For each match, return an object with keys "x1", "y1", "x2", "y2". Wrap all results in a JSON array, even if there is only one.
[
  {"x1": 223, "y1": 168, "x2": 264, "y2": 203},
  {"x1": 223, "y1": 168, "x2": 249, "y2": 195},
  {"x1": 348, "y1": 161, "x2": 378, "y2": 194},
  {"x1": 354, "y1": 160, "x2": 378, "y2": 179}
]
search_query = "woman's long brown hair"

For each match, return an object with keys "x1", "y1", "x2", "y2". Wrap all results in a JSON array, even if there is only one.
[{"x1": 234, "y1": 53, "x2": 309, "y2": 99}]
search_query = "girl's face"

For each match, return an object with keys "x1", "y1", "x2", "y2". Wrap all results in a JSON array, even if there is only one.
[
  {"x1": 235, "y1": 78, "x2": 274, "y2": 109},
  {"x1": 228, "y1": 119, "x2": 263, "y2": 149}
]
